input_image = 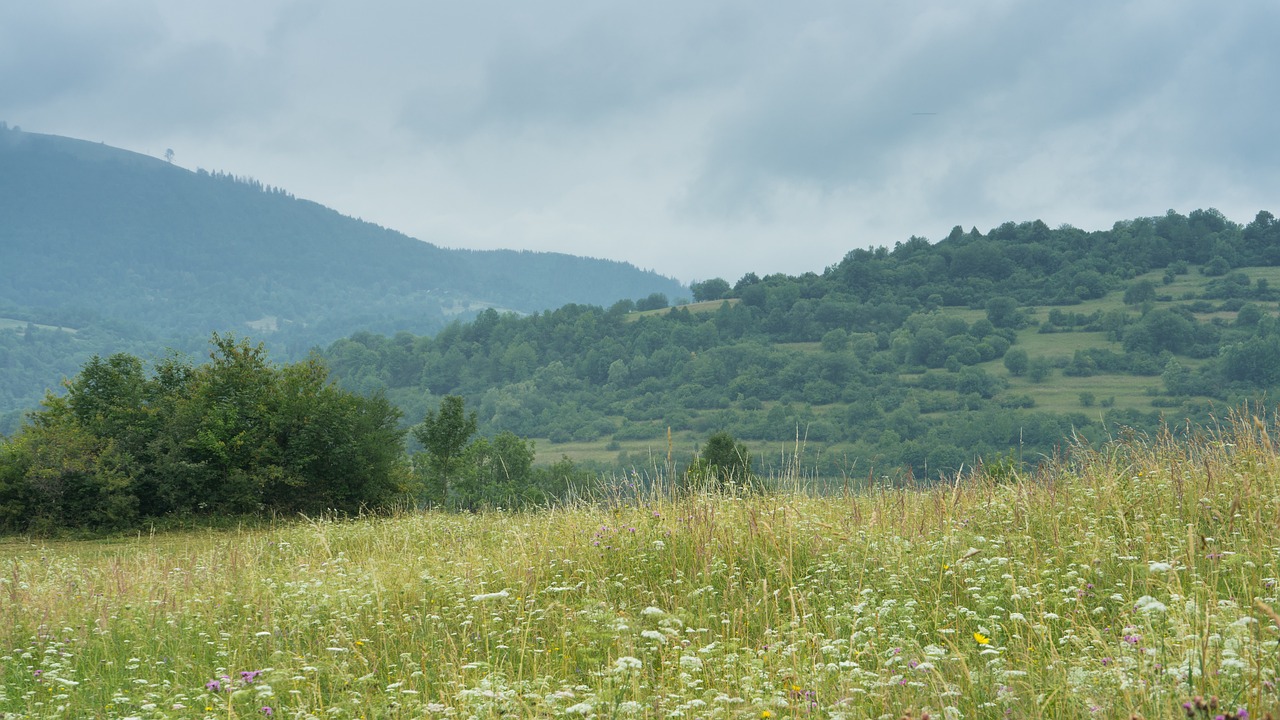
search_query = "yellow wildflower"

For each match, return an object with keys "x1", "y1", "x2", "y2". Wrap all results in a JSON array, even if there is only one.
[{"x1": 973, "y1": 631, "x2": 990, "y2": 645}]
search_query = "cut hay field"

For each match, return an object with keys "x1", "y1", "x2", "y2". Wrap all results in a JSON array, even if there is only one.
[{"x1": 4, "y1": 418, "x2": 1280, "y2": 719}]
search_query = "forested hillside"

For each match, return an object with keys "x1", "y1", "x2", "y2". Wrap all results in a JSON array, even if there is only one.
[
  {"x1": 321, "y1": 207, "x2": 1280, "y2": 479},
  {"x1": 0, "y1": 126, "x2": 684, "y2": 429}
]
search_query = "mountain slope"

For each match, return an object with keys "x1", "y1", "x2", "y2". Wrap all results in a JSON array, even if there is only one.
[{"x1": 0, "y1": 126, "x2": 684, "y2": 425}]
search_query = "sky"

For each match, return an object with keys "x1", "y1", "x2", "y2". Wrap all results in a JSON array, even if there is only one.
[{"x1": 2, "y1": 1, "x2": 1278, "y2": 285}]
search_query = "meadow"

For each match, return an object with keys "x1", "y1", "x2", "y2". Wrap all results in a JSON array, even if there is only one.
[{"x1": 3, "y1": 416, "x2": 1279, "y2": 719}]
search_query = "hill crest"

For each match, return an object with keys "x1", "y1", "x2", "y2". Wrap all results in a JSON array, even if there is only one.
[{"x1": 0, "y1": 125, "x2": 685, "y2": 425}]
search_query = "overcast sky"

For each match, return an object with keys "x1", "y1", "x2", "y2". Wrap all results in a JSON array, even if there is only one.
[{"x1": 3, "y1": 2, "x2": 1277, "y2": 284}]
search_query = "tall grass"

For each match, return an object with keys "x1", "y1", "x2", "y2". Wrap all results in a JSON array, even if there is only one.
[{"x1": 3, "y1": 415, "x2": 1279, "y2": 718}]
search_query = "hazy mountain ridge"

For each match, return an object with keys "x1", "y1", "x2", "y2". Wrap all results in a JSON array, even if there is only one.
[{"x1": 0, "y1": 126, "x2": 685, "y2": 427}]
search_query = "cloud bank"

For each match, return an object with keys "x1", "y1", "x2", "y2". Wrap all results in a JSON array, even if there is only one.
[{"x1": 3, "y1": 1, "x2": 1277, "y2": 283}]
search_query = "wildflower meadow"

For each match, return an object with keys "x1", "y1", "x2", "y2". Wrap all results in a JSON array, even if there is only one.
[{"x1": 3, "y1": 416, "x2": 1280, "y2": 719}]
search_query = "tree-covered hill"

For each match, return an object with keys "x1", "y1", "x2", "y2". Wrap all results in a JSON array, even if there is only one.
[
  {"x1": 319, "y1": 208, "x2": 1280, "y2": 480},
  {"x1": 0, "y1": 125, "x2": 684, "y2": 427}
]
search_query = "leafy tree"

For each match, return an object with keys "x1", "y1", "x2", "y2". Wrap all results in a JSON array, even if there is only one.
[
  {"x1": 1236, "y1": 303, "x2": 1263, "y2": 327},
  {"x1": 1202, "y1": 256, "x2": 1231, "y2": 276},
  {"x1": 698, "y1": 431, "x2": 752, "y2": 485},
  {"x1": 820, "y1": 328, "x2": 849, "y2": 352},
  {"x1": 985, "y1": 296, "x2": 1025, "y2": 328},
  {"x1": 0, "y1": 407, "x2": 137, "y2": 533},
  {"x1": 956, "y1": 367, "x2": 1001, "y2": 399},
  {"x1": 1027, "y1": 357, "x2": 1052, "y2": 383},
  {"x1": 1123, "y1": 279, "x2": 1157, "y2": 306},
  {"x1": 1222, "y1": 335, "x2": 1280, "y2": 387},
  {"x1": 0, "y1": 335, "x2": 404, "y2": 532},
  {"x1": 691, "y1": 278, "x2": 731, "y2": 302},
  {"x1": 1003, "y1": 348, "x2": 1029, "y2": 376},
  {"x1": 452, "y1": 431, "x2": 537, "y2": 510},
  {"x1": 1123, "y1": 309, "x2": 1195, "y2": 354},
  {"x1": 412, "y1": 395, "x2": 477, "y2": 505},
  {"x1": 635, "y1": 293, "x2": 670, "y2": 311}
]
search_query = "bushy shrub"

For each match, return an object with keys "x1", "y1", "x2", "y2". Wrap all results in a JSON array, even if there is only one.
[{"x1": 0, "y1": 334, "x2": 407, "y2": 532}]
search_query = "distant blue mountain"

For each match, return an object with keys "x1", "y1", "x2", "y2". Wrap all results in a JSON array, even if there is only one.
[{"x1": 0, "y1": 125, "x2": 685, "y2": 425}]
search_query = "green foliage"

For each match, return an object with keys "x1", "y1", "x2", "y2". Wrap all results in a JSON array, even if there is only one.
[
  {"x1": 820, "y1": 328, "x2": 849, "y2": 352},
  {"x1": 0, "y1": 128, "x2": 684, "y2": 420},
  {"x1": 412, "y1": 396, "x2": 591, "y2": 510},
  {"x1": 1003, "y1": 347, "x2": 1029, "y2": 376},
  {"x1": 0, "y1": 334, "x2": 406, "y2": 532},
  {"x1": 985, "y1": 296, "x2": 1026, "y2": 328},
  {"x1": 1222, "y1": 335, "x2": 1280, "y2": 387},
  {"x1": 701, "y1": 430, "x2": 747, "y2": 481},
  {"x1": 1123, "y1": 279, "x2": 1158, "y2": 305},
  {"x1": 635, "y1": 293, "x2": 670, "y2": 311},
  {"x1": 1202, "y1": 256, "x2": 1231, "y2": 276},
  {"x1": 412, "y1": 395, "x2": 478, "y2": 506},
  {"x1": 690, "y1": 278, "x2": 731, "y2": 301},
  {"x1": 0, "y1": 407, "x2": 137, "y2": 533},
  {"x1": 306, "y1": 207, "x2": 1280, "y2": 480},
  {"x1": 1027, "y1": 356, "x2": 1052, "y2": 383},
  {"x1": 453, "y1": 431, "x2": 536, "y2": 510}
]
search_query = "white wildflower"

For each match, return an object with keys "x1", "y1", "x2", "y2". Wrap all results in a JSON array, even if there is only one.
[
  {"x1": 679, "y1": 655, "x2": 703, "y2": 670},
  {"x1": 613, "y1": 656, "x2": 643, "y2": 671},
  {"x1": 641, "y1": 629, "x2": 668, "y2": 644},
  {"x1": 1134, "y1": 595, "x2": 1168, "y2": 614}
]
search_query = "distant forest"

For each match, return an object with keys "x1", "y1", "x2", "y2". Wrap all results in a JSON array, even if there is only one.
[
  {"x1": 320, "y1": 207, "x2": 1280, "y2": 479},
  {"x1": 0, "y1": 126, "x2": 684, "y2": 429}
]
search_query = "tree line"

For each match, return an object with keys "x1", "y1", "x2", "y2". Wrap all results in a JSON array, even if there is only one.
[
  {"x1": 0, "y1": 335, "x2": 408, "y2": 532},
  {"x1": 0, "y1": 335, "x2": 743, "y2": 533},
  {"x1": 320, "y1": 208, "x2": 1280, "y2": 479}
]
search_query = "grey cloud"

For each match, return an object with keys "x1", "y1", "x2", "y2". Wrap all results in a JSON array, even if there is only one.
[
  {"x1": 0, "y1": 3, "x2": 163, "y2": 110},
  {"x1": 3, "y1": 1, "x2": 1278, "y2": 283},
  {"x1": 399, "y1": 2, "x2": 750, "y2": 140},
  {"x1": 678, "y1": 2, "x2": 1279, "y2": 222}
]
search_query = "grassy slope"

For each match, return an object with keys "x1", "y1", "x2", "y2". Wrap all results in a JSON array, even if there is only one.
[
  {"x1": 4, "y1": 416, "x2": 1279, "y2": 718},
  {"x1": 539, "y1": 266, "x2": 1278, "y2": 467}
]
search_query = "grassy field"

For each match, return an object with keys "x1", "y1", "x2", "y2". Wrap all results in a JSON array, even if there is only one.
[
  {"x1": 628, "y1": 299, "x2": 742, "y2": 321},
  {"x1": 0, "y1": 318, "x2": 76, "y2": 334},
  {"x1": 4, "y1": 415, "x2": 1280, "y2": 718}
]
